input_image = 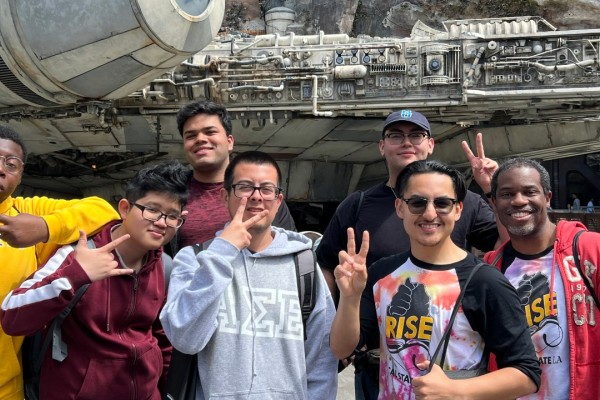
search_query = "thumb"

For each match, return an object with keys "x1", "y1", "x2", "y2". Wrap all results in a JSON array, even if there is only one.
[{"x1": 76, "y1": 230, "x2": 88, "y2": 248}]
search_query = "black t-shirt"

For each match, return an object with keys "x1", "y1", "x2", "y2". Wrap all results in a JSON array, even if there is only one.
[
  {"x1": 316, "y1": 182, "x2": 498, "y2": 270},
  {"x1": 358, "y1": 252, "x2": 541, "y2": 394}
]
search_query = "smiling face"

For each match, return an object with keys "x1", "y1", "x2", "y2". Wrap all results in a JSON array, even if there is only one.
[
  {"x1": 492, "y1": 166, "x2": 552, "y2": 238},
  {"x1": 119, "y1": 191, "x2": 183, "y2": 250},
  {"x1": 0, "y1": 138, "x2": 24, "y2": 203},
  {"x1": 379, "y1": 121, "x2": 434, "y2": 182},
  {"x1": 221, "y1": 162, "x2": 282, "y2": 234},
  {"x1": 182, "y1": 113, "x2": 234, "y2": 176},
  {"x1": 396, "y1": 172, "x2": 462, "y2": 250}
]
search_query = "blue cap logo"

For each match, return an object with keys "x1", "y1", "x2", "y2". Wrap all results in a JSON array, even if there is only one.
[{"x1": 400, "y1": 110, "x2": 412, "y2": 119}]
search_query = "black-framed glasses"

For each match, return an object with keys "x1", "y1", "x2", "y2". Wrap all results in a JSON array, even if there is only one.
[
  {"x1": 0, "y1": 155, "x2": 24, "y2": 175},
  {"x1": 401, "y1": 197, "x2": 458, "y2": 215},
  {"x1": 383, "y1": 132, "x2": 429, "y2": 145},
  {"x1": 133, "y1": 203, "x2": 185, "y2": 228},
  {"x1": 230, "y1": 183, "x2": 282, "y2": 200}
]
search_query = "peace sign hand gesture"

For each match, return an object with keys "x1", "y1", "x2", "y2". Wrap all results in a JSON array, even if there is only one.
[
  {"x1": 334, "y1": 228, "x2": 369, "y2": 300},
  {"x1": 74, "y1": 230, "x2": 132, "y2": 282},
  {"x1": 220, "y1": 197, "x2": 269, "y2": 250},
  {"x1": 461, "y1": 132, "x2": 498, "y2": 194}
]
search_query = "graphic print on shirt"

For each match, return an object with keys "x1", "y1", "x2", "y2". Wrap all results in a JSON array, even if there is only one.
[
  {"x1": 385, "y1": 278, "x2": 432, "y2": 381},
  {"x1": 374, "y1": 260, "x2": 485, "y2": 400},
  {"x1": 503, "y1": 251, "x2": 569, "y2": 400},
  {"x1": 217, "y1": 283, "x2": 304, "y2": 340},
  {"x1": 517, "y1": 272, "x2": 563, "y2": 350}
]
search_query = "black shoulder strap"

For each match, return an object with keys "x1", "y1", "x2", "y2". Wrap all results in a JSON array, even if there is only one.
[
  {"x1": 428, "y1": 262, "x2": 484, "y2": 372},
  {"x1": 35, "y1": 239, "x2": 96, "y2": 371},
  {"x1": 295, "y1": 248, "x2": 317, "y2": 340},
  {"x1": 192, "y1": 238, "x2": 214, "y2": 256},
  {"x1": 572, "y1": 230, "x2": 600, "y2": 310},
  {"x1": 354, "y1": 191, "x2": 365, "y2": 225}
]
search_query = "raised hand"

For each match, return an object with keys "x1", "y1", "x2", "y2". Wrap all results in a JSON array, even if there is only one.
[
  {"x1": 334, "y1": 228, "x2": 369, "y2": 299},
  {"x1": 220, "y1": 197, "x2": 269, "y2": 250},
  {"x1": 461, "y1": 132, "x2": 498, "y2": 193},
  {"x1": 0, "y1": 213, "x2": 49, "y2": 247},
  {"x1": 74, "y1": 230, "x2": 133, "y2": 282},
  {"x1": 412, "y1": 361, "x2": 456, "y2": 399}
]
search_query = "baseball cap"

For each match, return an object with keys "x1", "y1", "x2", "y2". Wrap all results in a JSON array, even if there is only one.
[{"x1": 382, "y1": 110, "x2": 431, "y2": 137}]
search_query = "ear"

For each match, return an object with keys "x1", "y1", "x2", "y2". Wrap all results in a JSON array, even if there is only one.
[
  {"x1": 546, "y1": 191, "x2": 552, "y2": 207},
  {"x1": 220, "y1": 187, "x2": 229, "y2": 204},
  {"x1": 454, "y1": 201, "x2": 463, "y2": 221},
  {"x1": 378, "y1": 139, "x2": 385, "y2": 157},
  {"x1": 395, "y1": 198, "x2": 405, "y2": 220},
  {"x1": 427, "y1": 137, "x2": 435, "y2": 156},
  {"x1": 117, "y1": 199, "x2": 131, "y2": 220},
  {"x1": 227, "y1": 135, "x2": 234, "y2": 153}
]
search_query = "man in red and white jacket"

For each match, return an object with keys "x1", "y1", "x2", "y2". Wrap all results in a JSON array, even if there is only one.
[{"x1": 484, "y1": 157, "x2": 600, "y2": 400}]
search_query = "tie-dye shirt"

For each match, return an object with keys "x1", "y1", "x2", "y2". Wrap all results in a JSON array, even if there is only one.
[
  {"x1": 358, "y1": 252, "x2": 540, "y2": 400},
  {"x1": 501, "y1": 245, "x2": 569, "y2": 400}
]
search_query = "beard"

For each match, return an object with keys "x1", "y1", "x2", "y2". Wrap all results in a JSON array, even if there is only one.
[{"x1": 506, "y1": 222, "x2": 537, "y2": 237}]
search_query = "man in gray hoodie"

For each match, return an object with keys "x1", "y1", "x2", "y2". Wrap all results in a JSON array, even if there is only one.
[{"x1": 160, "y1": 151, "x2": 337, "y2": 399}]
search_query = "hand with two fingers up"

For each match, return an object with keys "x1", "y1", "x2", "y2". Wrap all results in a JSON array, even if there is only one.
[
  {"x1": 334, "y1": 227, "x2": 370, "y2": 300},
  {"x1": 74, "y1": 230, "x2": 133, "y2": 282},
  {"x1": 219, "y1": 197, "x2": 269, "y2": 250},
  {"x1": 461, "y1": 132, "x2": 498, "y2": 194}
]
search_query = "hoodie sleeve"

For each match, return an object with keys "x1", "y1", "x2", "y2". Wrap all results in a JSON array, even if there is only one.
[
  {"x1": 1, "y1": 245, "x2": 92, "y2": 336},
  {"x1": 304, "y1": 266, "x2": 338, "y2": 399},
  {"x1": 160, "y1": 237, "x2": 241, "y2": 354}
]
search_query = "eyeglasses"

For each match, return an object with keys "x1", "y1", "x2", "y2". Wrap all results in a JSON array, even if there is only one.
[
  {"x1": 230, "y1": 183, "x2": 282, "y2": 201},
  {"x1": 383, "y1": 132, "x2": 429, "y2": 145},
  {"x1": 0, "y1": 155, "x2": 24, "y2": 175},
  {"x1": 401, "y1": 196, "x2": 458, "y2": 215},
  {"x1": 133, "y1": 203, "x2": 185, "y2": 228}
]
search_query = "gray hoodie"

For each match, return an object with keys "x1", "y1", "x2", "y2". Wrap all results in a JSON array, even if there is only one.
[{"x1": 160, "y1": 227, "x2": 338, "y2": 400}]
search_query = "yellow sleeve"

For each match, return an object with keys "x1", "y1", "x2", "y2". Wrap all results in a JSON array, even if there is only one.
[{"x1": 14, "y1": 196, "x2": 119, "y2": 263}]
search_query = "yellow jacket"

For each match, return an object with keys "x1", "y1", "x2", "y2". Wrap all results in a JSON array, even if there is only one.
[{"x1": 0, "y1": 195, "x2": 119, "y2": 400}]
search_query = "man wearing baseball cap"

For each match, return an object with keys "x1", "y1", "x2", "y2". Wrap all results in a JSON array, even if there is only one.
[{"x1": 316, "y1": 109, "x2": 500, "y2": 399}]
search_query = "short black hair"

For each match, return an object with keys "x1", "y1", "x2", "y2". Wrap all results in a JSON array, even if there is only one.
[
  {"x1": 491, "y1": 157, "x2": 551, "y2": 197},
  {"x1": 125, "y1": 161, "x2": 190, "y2": 208},
  {"x1": 224, "y1": 151, "x2": 282, "y2": 190},
  {"x1": 176, "y1": 101, "x2": 232, "y2": 136},
  {"x1": 394, "y1": 160, "x2": 466, "y2": 202},
  {"x1": 0, "y1": 125, "x2": 28, "y2": 162}
]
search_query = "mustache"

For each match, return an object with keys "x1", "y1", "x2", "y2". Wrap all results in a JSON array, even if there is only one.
[{"x1": 505, "y1": 207, "x2": 537, "y2": 214}]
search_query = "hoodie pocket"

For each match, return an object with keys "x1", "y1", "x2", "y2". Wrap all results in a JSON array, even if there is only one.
[{"x1": 76, "y1": 358, "x2": 130, "y2": 400}]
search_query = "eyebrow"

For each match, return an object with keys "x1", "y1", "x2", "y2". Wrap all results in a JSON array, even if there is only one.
[{"x1": 234, "y1": 180, "x2": 278, "y2": 186}]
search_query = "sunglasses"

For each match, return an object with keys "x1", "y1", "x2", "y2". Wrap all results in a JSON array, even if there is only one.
[{"x1": 400, "y1": 196, "x2": 458, "y2": 215}]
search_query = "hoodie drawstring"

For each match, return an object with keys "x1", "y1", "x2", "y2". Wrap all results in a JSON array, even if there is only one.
[
  {"x1": 550, "y1": 238, "x2": 559, "y2": 317},
  {"x1": 106, "y1": 277, "x2": 111, "y2": 332}
]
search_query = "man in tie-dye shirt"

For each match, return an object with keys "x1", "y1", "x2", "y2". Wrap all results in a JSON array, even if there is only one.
[
  {"x1": 330, "y1": 160, "x2": 540, "y2": 399},
  {"x1": 485, "y1": 157, "x2": 600, "y2": 400}
]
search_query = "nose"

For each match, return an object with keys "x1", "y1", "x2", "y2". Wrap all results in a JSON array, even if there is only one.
[
  {"x1": 512, "y1": 192, "x2": 528, "y2": 206},
  {"x1": 249, "y1": 188, "x2": 263, "y2": 202},
  {"x1": 153, "y1": 215, "x2": 169, "y2": 227},
  {"x1": 421, "y1": 200, "x2": 438, "y2": 219}
]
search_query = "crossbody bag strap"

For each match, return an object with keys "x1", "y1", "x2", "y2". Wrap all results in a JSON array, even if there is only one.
[
  {"x1": 572, "y1": 230, "x2": 600, "y2": 310},
  {"x1": 428, "y1": 262, "x2": 485, "y2": 372}
]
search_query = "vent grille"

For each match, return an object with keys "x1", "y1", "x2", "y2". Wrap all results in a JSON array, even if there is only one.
[{"x1": 0, "y1": 55, "x2": 57, "y2": 106}]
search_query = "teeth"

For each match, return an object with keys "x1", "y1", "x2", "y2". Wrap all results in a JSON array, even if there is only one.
[
  {"x1": 511, "y1": 212, "x2": 530, "y2": 217},
  {"x1": 421, "y1": 224, "x2": 439, "y2": 229}
]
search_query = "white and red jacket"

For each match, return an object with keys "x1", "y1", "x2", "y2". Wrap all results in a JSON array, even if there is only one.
[
  {"x1": 484, "y1": 220, "x2": 600, "y2": 400},
  {"x1": 1, "y1": 222, "x2": 171, "y2": 400}
]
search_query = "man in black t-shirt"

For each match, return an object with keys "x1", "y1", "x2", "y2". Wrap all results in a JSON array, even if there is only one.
[{"x1": 329, "y1": 160, "x2": 540, "y2": 399}]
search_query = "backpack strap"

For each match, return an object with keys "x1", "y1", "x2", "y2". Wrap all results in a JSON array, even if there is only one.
[
  {"x1": 35, "y1": 238, "x2": 96, "y2": 371},
  {"x1": 572, "y1": 230, "x2": 600, "y2": 310},
  {"x1": 354, "y1": 190, "x2": 365, "y2": 225},
  {"x1": 295, "y1": 248, "x2": 317, "y2": 340},
  {"x1": 429, "y1": 262, "x2": 485, "y2": 371}
]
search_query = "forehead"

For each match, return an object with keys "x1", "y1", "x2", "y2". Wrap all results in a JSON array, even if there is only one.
[
  {"x1": 183, "y1": 113, "x2": 225, "y2": 132},
  {"x1": 233, "y1": 162, "x2": 278, "y2": 183},
  {"x1": 0, "y1": 138, "x2": 24, "y2": 159},
  {"x1": 404, "y1": 172, "x2": 455, "y2": 195},
  {"x1": 386, "y1": 121, "x2": 425, "y2": 133},
  {"x1": 136, "y1": 191, "x2": 182, "y2": 211},
  {"x1": 497, "y1": 166, "x2": 542, "y2": 188}
]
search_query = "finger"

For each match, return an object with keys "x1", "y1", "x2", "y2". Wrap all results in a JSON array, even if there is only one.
[
  {"x1": 100, "y1": 233, "x2": 130, "y2": 252},
  {"x1": 232, "y1": 197, "x2": 248, "y2": 222},
  {"x1": 460, "y1": 140, "x2": 475, "y2": 161},
  {"x1": 416, "y1": 360, "x2": 430, "y2": 370},
  {"x1": 243, "y1": 209, "x2": 269, "y2": 228},
  {"x1": 0, "y1": 213, "x2": 10, "y2": 224},
  {"x1": 358, "y1": 230, "x2": 370, "y2": 259},
  {"x1": 107, "y1": 268, "x2": 134, "y2": 277},
  {"x1": 476, "y1": 132, "x2": 485, "y2": 159},
  {"x1": 76, "y1": 230, "x2": 88, "y2": 248},
  {"x1": 334, "y1": 263, "x2": 353, "y2": 278},
  {"x1": 346, "y1": 227, "x2": 356, "y2": 256}
]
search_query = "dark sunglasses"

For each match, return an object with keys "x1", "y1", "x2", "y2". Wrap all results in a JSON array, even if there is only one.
[{"x1": 401, "y1": 197, "x2": 458, "y2": 215}]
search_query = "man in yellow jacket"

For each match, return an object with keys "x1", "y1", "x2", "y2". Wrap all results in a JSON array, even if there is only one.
[{"x1": 0, "y1": 126, "x2": 119, "y2": 400}]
